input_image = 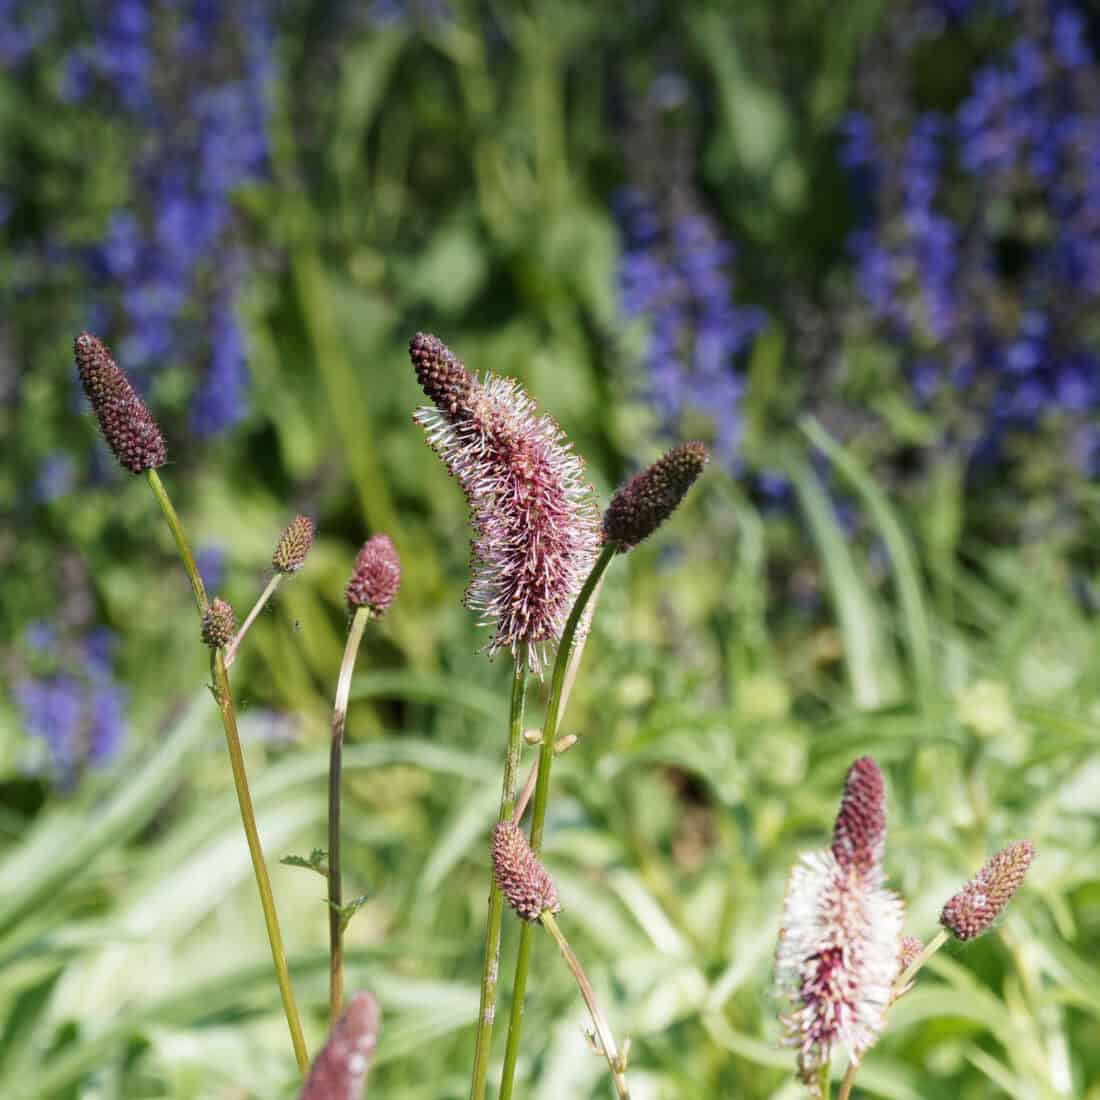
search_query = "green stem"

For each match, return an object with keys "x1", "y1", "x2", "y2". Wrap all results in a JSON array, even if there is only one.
[
  {"x1": 329, "y1": 606, "x2": 372, "y2": 1025},
  {"x1": 894, "y1": 928, "x2": 949, "y2": 997},
  {"x1": 145, "y1": 470, "x2": 309, "y2": 1074},
  {"x1": 468, "y1": 646, "x2": 529, "y2": 1100},
  {"x1": 498, "y1": 542, "x2": 617, "y2": 1099},
  {"x1": 146, "y1": 470, "x2": 208, "y2": 613},
  {"x1": 225, "y1": 573, "x2": 284, "y2": 669},
  {"x1": 819, "y1": 1062, "x2": 832, "y2": 1100},
  {"x1": 539, "y1": 911, "x2": 631, "y2": 1100}
]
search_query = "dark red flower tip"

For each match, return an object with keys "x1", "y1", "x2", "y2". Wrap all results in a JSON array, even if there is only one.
[
  {"x1": 345, "y1": 534, "x2": 401, "y2": 614},
  {"x1": 491, "y1": 820, "x2": 561, "y2": 922},
  {"x1": 409, "y1": 332, "x2": 475, "y2": 417},
  {"x1": 940, "y1": 841, "x2": 1034, "y2": 941},
  {"x1": 602, "y1": 441, "x2": 708, "y2": 550},
  {"x1": 299, "y1": 991, "x2": 380, "y2": 1100},
  {"x1": 200, "y1": 598, "x2": 236, "y2": 649},
  {"x1": 74, "y1": 332, "x2": 167, "y2": 474},
  {"x1": 273, "y1": 514, "x2": 315, "y2": 574},
  {"x1": 831, "y1": 756, "x2": 887, "y2": 877}
]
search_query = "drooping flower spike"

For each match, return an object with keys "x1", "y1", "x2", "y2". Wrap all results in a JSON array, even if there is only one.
[
  {"x1": 940, "y1": 841, "x2": 1034, "y2": 942},
  {"x1": 491, "y1": 820, "x2": 561, "y2": 922},
  {"x1": 775, "y1": 757, "x2": 903, "y2": 1092},
  {"x1": 299, "y1": 991, "x2": 380, "y2": 1100},
  {"x1": 409, "y1": 333, "x2": 600, "y2": 675},
  {"x1": 602, "y1": 441, "x2": 708, "y2": 550},
  {"x1": 74, "y1": 332, "x2": 167, "y2": 474}
]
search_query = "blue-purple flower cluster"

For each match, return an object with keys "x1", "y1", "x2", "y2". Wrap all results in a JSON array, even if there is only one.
[
  {"x1": 843, "y1": 0, "x2": 1100, "y2": 472},
  {"x1": 14, "y1": 624, "x2": 127, "y2": 787},
  {"x1": 57, "y1": 0, "x2": 275, "y2": 436},
  {"x1": 615, "y1": 189, "x2": 764, "y2": 468}
]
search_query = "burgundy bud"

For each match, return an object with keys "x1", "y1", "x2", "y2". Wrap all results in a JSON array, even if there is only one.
[
  {"x1": 491, "y1": 820, "x2": 560, "y2": 922},
  {"x1": 831, "y1": 756, "x2": 887, "y2": 878},
  {"x1": 273, "y1": 514, "x2": 315, "y2": 574},
  {"x1": 940, "y1": 841, "x2": 1034, "y2": 941},
  {"x1": 409, "y1": 332, "x2": 475, "y2": 417},
  {"x1": 201, "y1": 598, "x2": 236, "y2": 649},
  {"x1": 346, "y1": 534, "x2": 401, "y2": 614},
  {"x1": 897, "y1": 935, "x2": 922, "y2": 976},
  {"x1": 602, "y1": 442, "x2": 708, "y2": 550},
  {"x1": 299, "y1": 991, "x2": 380, "y2": 1100},
  {"x1": 74, "y1": 332, "x2": 167, "y2": 474}
]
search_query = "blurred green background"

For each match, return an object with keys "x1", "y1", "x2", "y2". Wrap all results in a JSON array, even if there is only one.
[{"x1": 2, "y1": 1, "x2": 1098, "y2": 1097}]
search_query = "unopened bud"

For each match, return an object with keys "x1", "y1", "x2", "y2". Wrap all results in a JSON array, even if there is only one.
[
  {"x1": 409, "y1": 332, "x2": 475, "y2": 417},
  {"x1": 201, "y1": 598, "x2": 236, "y2": 649},
  {"x1": 602, "y1": 442, "x2": 708, "y2": 550},
  {"x1": 346, "y1": 534, "x2": 401, "y2": 614},
  {"x1": 74, "y1": 332, "x2": 167, "y2": 474},
  {"x1": 831, "y1": 756, "x2": 886, "y2": 877},
  {"x1": 491, "y1": 820, "x2": 560, "y2": 922},
  {"x1": 273, "y1": 514, "x2": 315, "y2": 574},
  {"x1": 940, "y1": 841, "x2": 1034, "y2": 942},
  {"x1": 299, "y1": 992, "x2": 380, "y2": 1100}
]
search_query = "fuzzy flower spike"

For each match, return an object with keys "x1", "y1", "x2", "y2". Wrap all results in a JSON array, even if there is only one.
[
  {"x1": 775, "y1": 757, "x2": 904, "y2": 1092},
  {"x1": 74, "y1": 332, "x2": 167, "y2": 473},
  {"x1": 299, "y1": 991, "x2": 380, "y2": 1100},
  {"x1": 940, "y1": 841, "x2": 1034, "y2": 942},
  {"x1": 409, "y1": 333, "x2": 600, "y2": 675}
]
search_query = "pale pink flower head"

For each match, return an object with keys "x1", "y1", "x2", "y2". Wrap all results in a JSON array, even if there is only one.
[
  {"x1": 299, "y1": 991, "x2": 379, "y2": 1100},
  {"x1": 940, "y1": 840, "x2": 1034, "y2": 941},
  {"x1": 775, "y1": 757, "x2": 903, "y2": 1090},
  {"x1": 409, "y1": 333, "x2": 600, "y2": 675}
]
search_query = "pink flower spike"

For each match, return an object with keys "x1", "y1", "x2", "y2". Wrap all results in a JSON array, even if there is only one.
[
  {"x1": 940, "y1": 841, "x2": 1034, "y2": 941},
  {"x1": 299, "y1": 992, "x2": 380, "y2": 1100},
  {"x1": 831, "y1": 756, "x2": 886, "y2": 879},
  {"x1": 409, "y1": 333, "x2": 600, "y2": 675}
]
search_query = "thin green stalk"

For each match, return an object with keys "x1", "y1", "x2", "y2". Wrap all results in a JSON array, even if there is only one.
[
  {"x1": 328, "y1": 606, "x2": 372, "y2": 1025},
  {"x1": 468, "y1": 645, "x2": 529, "y2": 1100},
  {"x1": 145, "y1": 469, "x2": 309, "y2": 1074},
  {"x1": 894, "y1": 928, "x2": 949, "y2": 996},
  {"x1": 539, "y1": 911, "x2": 631, "y2": 1100},
  {"x1": 225, "y1": 573, "x2": 284, "y2": 669},
  {"x1": 498, "y1": 542, "x2": 617, "y2": 1099},
  {"x1": 819, "y1": 1062, "x2": 832, "y2": 1100}
]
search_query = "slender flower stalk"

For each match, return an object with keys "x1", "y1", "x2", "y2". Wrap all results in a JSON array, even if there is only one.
[
  {"x1": 225, "y1": 574, "x2": 282, "y2": 669},
  {"x1": 329, "y1": 537, "x2": 401, "y2": 1023},
  {"x1": 468, "y1": 648, "x2": 529, "y2": 1100},
  {"x1": 75, "y1": 334, "x2": 308, "y2": 1071},
  {"x1": 299, "y1": 992, "x2": 380, "y2": 1100}
]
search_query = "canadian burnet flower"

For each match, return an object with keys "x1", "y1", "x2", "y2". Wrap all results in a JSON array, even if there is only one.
[
  {"x1": 940, "y1": 840, "x2": 1034, "y2": 942},
  {"x1": 273, "y1": 514, "x2": 315, "y2": 574},
  {"x1": 346, "y1": 534, "x2": 401, "y2": 615},
  {"x1": 201, "y1": 598, "x2": 237, "y2": 649},
  {"x1": 602, "y1": 441, "x2": 708, "y2": 550},
  {"x1": 775, "y1": 757, "x2": 903, "y2": 1090},
  {"x1": 299, "y1": 991, "x2": 380, "y2": 1100},
  {"x1": 74, "y1": 332, "x2": 167, "y2": 473},
  {"x1": 491, "y1": 820, "x2": 561, "y2": 922},
  {"x1": 409, "y1": 333, "x2": 601, "y2": 675}
]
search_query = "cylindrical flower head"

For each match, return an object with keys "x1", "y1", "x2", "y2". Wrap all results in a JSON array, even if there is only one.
[
  {"x1": 940, "y1": 841, "x2": 1034, "y2": 942},
  {"x1": 273, "y1": 514, "x2": 315, "y2": 574},
  {"x1": 602, "y1": 441, "x2": 708, "y2": 550},
  {"x1": 410, "y1": 333, "x2": 600, "y2": 676},
  {"x1": 776, "y1": 851, "x2": 904, "y2": 1089},
  {"x1": 201, "y1": 598, "x2": 237, "y2": 649},
  {"x1": 346, "y1": 534, "x2": 401, "y2": 614},
  {"x1": 74, "y1": 333, "x2": 167, "y2": 473},
  {"x1": 491, "y1": 820, "x2": 561, "y2": 922},
  {"x1": 299, "y1": 991, "x2": 380, "y2": 1100},
  {"x1": 831, "y1": 756, "x2": 887, "y2": 879}
]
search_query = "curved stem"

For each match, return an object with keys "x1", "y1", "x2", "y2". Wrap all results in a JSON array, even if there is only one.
[
  {"x1": 497, "y1": 542, "x2": 617, "y2": 1099},
  {"x1": 468, "y1": 646, "x2": 529, "y2": 1100},
  {"x1": 225, "y1": 574, "x2": 284, "y2": 669},
  {"x1": 539, "y1": 911, "x2": 630, "y2": 1100},
  {"x1": 146, "y1": 469, "x2": 309, "y2": 1074},
  {"x1": 894, "y1": 928, "x2": 948, "y2": 998},
  {"x1": 328, "y1": 606, "x2": 372, "y2": 1025}
]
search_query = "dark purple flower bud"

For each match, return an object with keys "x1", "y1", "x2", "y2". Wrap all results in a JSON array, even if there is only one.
[
  {"x1": 409, "y1": 331, "x2": 475, "y2": 417},
  {"x1": 74, "y1": 332, "x2": 167, "y2": 473},
  {"x1": 940, "y1": 841, "x2": 1034, "y2": 941},
  {"x1": 346, "y1": 534, "x2": 401, "y2": 614},
  {"x1": 201, "y1": 598, "x2": 236, "y2": 649},
  {"x1": 831, "y1": 756, "x2": 887, "y2": 879},
  {"x1": 299, "y1": 992, "x2": 380, "y2": 1100},
  {"x1": 602, "y1": 442, "x2": 708, "y2": 550},
  {"x1": 273, "y1": 515, "x2": 315, "y2": 574},
  {"x1": 491, "y1": 820, "x2": 561, "y2": 922}
]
